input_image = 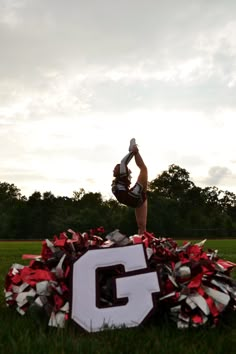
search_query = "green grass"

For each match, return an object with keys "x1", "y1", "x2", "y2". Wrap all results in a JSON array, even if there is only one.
[{"x1": 1, "y1": 239, "x2": 236, "y2": 354}]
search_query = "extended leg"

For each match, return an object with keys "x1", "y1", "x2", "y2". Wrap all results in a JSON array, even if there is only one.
[
  {"x1": 129, "y1": 142, "x2": 148, "y2": 234},
  {"x1": 135, "y1": 199, "x2": 148, "y2": 234},
  {"x1": 131, "y1": 143, "x2": 148, "y2": 234}
]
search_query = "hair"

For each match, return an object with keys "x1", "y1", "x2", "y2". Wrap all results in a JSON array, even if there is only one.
[
  {"x1": 113, "y1": 164, "x2": 132, "y2": 178},
  {"x1": 113, "y1": 164, "x2": 120, "y2": 177}
]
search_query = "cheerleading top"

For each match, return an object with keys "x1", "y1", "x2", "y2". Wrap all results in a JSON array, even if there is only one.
[{"x1": 111, "y1": 171, "x2": 147, "y2": 208}]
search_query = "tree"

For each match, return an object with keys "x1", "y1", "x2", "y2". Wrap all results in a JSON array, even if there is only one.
[
  {"x1": 28, "y1": 191, "x2": 42, "y2": 202},
  {"x1": 0, "y1": 182, "x2": 22, "y2": 201},
  {"x1": 72, "y1": 188, "x2": 86, "y2": 201},
  {"x1": 149, "y1": 164, "x2": 195, "y2": 200},
  {"x1": 220, "y1": 190, "x2": 236, "y2": 216}
]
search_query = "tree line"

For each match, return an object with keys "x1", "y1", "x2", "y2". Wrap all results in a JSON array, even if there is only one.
[{"x1": 1, "y1": 164, "x2": 236, "y2": 240}]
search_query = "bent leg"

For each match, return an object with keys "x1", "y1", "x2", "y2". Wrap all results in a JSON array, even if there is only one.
[
  {"x1": 119, "y1": 151, "x2": 134, "y2": 176},
  {"x1": 135, "y1": 199, "x2": 148, "y2": 235}
]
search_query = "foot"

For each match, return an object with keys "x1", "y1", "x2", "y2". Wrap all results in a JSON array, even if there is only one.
[{"x1": 129, "y1": 138, "x2": 137, "y2": 151}]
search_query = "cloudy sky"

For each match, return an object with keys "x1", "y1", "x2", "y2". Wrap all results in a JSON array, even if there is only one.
[{"x1": 1, "y1": 0, "x2": 236, "y2": 199}]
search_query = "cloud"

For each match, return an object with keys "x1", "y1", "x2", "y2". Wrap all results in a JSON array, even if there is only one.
[
  {"x1": 1, "y1": 0, "x2": 236, "y2": 197},
  {"x1": 1, "y1": 0, "x2": 236, "y2": 118},
  {"x1": 194, "y1": 166, "x2": 236, "y2": 194},
  {"x1": 205, "y1": 166, "x2": 232, "y2": 185}
]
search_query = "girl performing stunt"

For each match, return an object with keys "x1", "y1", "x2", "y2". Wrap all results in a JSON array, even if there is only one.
[{"x1": 111, "y1": 139, "x2": 148, "y2": 235}]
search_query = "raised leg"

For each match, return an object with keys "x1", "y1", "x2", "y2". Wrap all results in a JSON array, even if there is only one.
[
  {"x1": 130, "y1": 140, "x2": 148, "y2": 234},
  {"x1": 134, "y1": 151, "x2": 148, "y2": 192}
]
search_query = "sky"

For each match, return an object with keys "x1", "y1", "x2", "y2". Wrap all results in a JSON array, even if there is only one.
[{"x1": 1, "y1": 0, "x2": 236, "y2": 200}]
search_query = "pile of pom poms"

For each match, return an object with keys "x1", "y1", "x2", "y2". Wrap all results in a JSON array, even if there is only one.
[{"x1": 4, "y1": 227, "x2": 236, "y2": 329}]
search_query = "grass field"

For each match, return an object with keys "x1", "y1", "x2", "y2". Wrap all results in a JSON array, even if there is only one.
[{"x1": 1, "y1": 239, "x2": 236, "y2": 354}]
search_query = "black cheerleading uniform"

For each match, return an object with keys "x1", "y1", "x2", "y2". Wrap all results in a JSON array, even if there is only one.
[{"x1": 111, "y1": 152, "x2": 146, "y2": 208}]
